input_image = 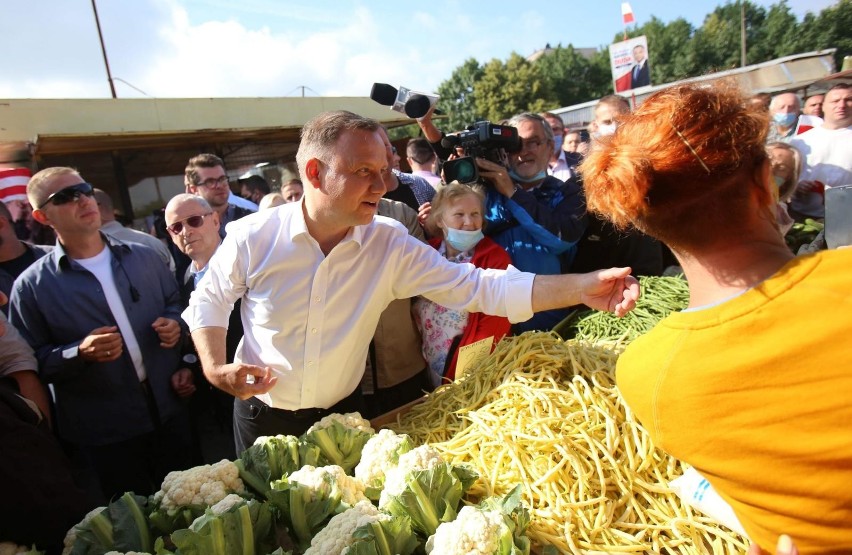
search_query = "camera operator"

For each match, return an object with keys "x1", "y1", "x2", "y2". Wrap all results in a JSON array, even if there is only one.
[{"x1": 419, "y1": 110, "x2": 587, "y2": 333}]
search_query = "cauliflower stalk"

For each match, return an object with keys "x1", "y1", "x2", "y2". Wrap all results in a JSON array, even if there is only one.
[
  {"x1": 378, "y1": 445, "x2": 478, "y2": 538},
  {"x1": 235, "y1": 434, "x2": 322, "y2": 498},
  {"x1": 300, "y1": 412, "x2": 375, "y2": 474},
  {"x1": 426, "y1": 486, "x2": 532, "y2": 555},
  {"x1": 61, "y1": 493, "x2": 152, "y2": 555},
  {"x1": 354, "y1": 429, "x2": 414, "y2": 500},
  {"x1": 268, "y1": 464, "x2": 368, "y2": 552},
  {"x1": 159, "y1": 497, "x2": 276, "y2": 555}
]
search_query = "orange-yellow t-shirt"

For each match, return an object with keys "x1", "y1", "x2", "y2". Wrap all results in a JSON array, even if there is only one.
[{"x1": 617, "y1": 249, "x2": 852, "y2": 553}]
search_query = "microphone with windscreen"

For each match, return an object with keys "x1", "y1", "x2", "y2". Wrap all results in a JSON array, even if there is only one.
[{"x1": 370, "y1": 83, "x2": 440, "y2": 119}]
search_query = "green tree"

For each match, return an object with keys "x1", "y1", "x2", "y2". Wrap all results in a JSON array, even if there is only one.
[
  {"x1": 435, "y1": 57, "x2": 484, "y2": 132},
  {"x1": 689, "y1": 1, "x2": 767, "y2": 71},
  {"x1": 749, "y1": 0, "x2": 801, "y2": 61},
  {"x1": 623, "y1": 16, "x2": 697, "y2": 84},
  {"x1": 474, "y1": 53, "x2": 558, "y2": 122},
  {"x1": 534, "y1": 44, "x2": 610, "y2": 108},
  {"x1": 794, "y1": 0, "x2": 852, "y2": 69}
]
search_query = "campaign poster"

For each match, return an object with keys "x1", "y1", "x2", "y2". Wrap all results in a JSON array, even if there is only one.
[{"x1": 609, "y1": 35, "x2": 651, "y2": 93}]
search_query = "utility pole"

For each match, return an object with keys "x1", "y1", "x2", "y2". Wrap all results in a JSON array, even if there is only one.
[
  {"x1": 91, "y1": 0, "x2": 117, "y2": 98},
  {"x1": 740, "y1": 0, "x2": 746, "y2": 67}
]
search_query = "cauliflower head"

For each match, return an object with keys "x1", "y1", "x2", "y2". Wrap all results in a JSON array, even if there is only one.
[
  {"x1": 380, "y1": 444, "x2": 444, "y2": 503},
  {"x1": 426, "y1": 506, "x2": 508, "y2": 555},
  {"x1": 354, "y1": 428, "x2": 413, "y2": 489},
  {"x1": 288, "y1": 464, "x2": 368, "y2": 507},
  {"x1": 153, "y1": 459, "x2": 245, "y2": 512},
  {"x1": 303, "y1": 500, "x2": 388, "y2": 555},
  {"x1": 307, "y1": 412, "x2": 373, "y2": 435}
]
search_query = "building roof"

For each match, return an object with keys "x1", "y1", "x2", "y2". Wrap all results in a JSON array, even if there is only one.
[{"x1": 0, "y1": 96, "x2": 412, "y2": 158}]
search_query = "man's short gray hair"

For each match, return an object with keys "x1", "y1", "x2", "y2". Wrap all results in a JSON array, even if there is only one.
[
  {"x1": 769, "y1": 92, "x2": 801, "y2": 112},
  {"x1": 295, "y1": 111, "x2": 381, "y2": 182},
  {"x1": 507, "y1": 112, "x2": 553, "y2": 143}
]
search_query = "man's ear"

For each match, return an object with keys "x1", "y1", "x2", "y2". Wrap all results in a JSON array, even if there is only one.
[
  {"x1": 305, "y1": 158, "x2": 323, "y2": 189},
  {"x1": 31, "y1": 208, "x2": 51, "y2": 226}
]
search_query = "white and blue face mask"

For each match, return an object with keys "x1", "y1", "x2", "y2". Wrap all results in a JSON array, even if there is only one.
[
  {"x1": 772, "y1": 112, "x2": 797, "y2": 127},
  {"x1": 445, "y1": 227, "x2": 484, "y2": 253}
]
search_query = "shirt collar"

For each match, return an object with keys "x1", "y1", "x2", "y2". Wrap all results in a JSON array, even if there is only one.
[
  {"x1": 287, "y1": 200, "x2": 366, "y2": 249},
  {"x1": 52, "y1": 232, "x2": 128, "y2": 270}
]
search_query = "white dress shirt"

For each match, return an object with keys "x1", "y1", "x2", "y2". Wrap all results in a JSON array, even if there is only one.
[
  {"x1": 547, "y1": 151, "x2": 574, "y2": 183},
  {"x1": 182, "y1": 202, "x2": 534, "y2": 410}
]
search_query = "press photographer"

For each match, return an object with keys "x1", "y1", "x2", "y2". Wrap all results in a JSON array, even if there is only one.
[{"x1": 419, "y1": 110, "x2": 588, "y2": 333}]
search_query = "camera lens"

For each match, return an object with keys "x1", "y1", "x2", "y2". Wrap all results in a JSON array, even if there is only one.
[{"x1": 443, "y1": 157, "x2": 478, "y2": 184}]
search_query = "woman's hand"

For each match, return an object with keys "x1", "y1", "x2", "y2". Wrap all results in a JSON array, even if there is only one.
[{"x1": 747, "y1": 535, "x2": 798, "y2": 555}]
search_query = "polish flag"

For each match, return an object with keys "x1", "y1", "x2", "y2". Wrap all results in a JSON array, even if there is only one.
[
  {"x1": 622, "y1": 3, "x2": 635, "y2": 25},
  {"x1": 0, "y1": 167, "x2": 31, "y2": 203},
  {"x1": 795, "y1": 114, "x2": 823, "y2": 135}
]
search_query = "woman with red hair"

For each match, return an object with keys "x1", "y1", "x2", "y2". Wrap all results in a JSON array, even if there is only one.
[{"x1": 581, "y1": 82, "x2": 851, "y2": 554}]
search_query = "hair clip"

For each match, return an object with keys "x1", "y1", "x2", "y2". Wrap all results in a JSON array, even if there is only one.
[{"x1": 669, "y1": 117, "x2": 710, "y2": 174}]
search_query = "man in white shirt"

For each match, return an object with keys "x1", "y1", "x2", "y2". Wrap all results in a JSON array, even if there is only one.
[
  {"x1": 790, "y1": 84, "x2": 852, "y2": 219},
  {"x1": 541, "y1": 112, "x2": 574, "y2": 182},
  {"x1": 183, "y1": 110, "x2": 639, "y2": 452}
]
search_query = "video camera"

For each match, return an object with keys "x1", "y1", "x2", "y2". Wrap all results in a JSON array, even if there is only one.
[{"x1": 440, "y1": 121, "x2": 521, "y2": 185}]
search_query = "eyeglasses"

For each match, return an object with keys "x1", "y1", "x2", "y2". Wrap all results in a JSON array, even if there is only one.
[
  {"x1": 196, "y1": 175, "x2": 230, "y2": 188},
  {"x1": 166, "y1": 213, "x2": 213, "y2": 235},
  {"x1": 38, "y1": 182, "x2": 95, "y2": 209}
]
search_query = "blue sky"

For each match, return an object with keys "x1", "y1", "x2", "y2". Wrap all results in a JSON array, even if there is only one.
[{"x1": 0, "y1": 0, "x2": 837, "y2": 99}]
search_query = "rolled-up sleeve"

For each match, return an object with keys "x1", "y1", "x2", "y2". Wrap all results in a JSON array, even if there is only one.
[{"x1": 393, "y1": 236, "x2": 535, "y2": 324}]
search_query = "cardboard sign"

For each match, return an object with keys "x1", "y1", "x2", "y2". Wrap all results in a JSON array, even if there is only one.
[{"x1": 456, "y1": 336, "x2": 494, "y2": 379}]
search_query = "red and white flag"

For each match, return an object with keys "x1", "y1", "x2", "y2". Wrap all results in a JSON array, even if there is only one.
[
  {"x1": 622, "y1": 2, "x2": 635, "y2": 25},
  {"x1": 0, "y1": 167, "x2": 31, "y2": 203},
  {"x1": 795, "y1": 114, "x2": 823, "y2": 135}
]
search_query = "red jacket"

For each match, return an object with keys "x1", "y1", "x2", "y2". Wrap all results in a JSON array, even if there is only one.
[{"x1": 428, "y1": 236, "x2": 513, "y2": 380}]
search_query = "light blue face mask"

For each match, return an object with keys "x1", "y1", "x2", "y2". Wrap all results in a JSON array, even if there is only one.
[
  {"x1": 445, "y1": 227, "x2": 484, "y2": 253},
  {"x1": 508, "y1": 168, "x2": 547, "y2": 184},
  {"x1": 552, "y1": 134, "x2": 564, "y2": 155},
  {"x1": 773, "y1": 112, "x2": 797, "y2": 127}
]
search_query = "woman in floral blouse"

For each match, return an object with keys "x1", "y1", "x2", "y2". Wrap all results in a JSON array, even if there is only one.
[{"x1": 413, "y1": 182, "x2": 513, "y2": 387}]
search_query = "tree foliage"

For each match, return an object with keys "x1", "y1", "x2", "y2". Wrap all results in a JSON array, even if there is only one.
[
  {"x1": 433, "y1": 0, "x2": 849, "y2": 123},
  {"x1": 473, "y1": 53, "x2": 558, "y2": 124},
  {"x1": 435, "y1": 58, "x2": 484, "y2": 132}
]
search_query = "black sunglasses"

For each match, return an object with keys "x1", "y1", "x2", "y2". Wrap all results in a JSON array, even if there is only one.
[
  {"x1": 167, "y1": 213, "x2": 213, "y2": 235},
  {"x1": 38, "y1": 182, "x2": 95, "y2": 209}
]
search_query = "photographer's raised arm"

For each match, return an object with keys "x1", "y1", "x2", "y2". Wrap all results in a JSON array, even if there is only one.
[
  {"x1": 416, "y1": 105, "x2": 454, "y2": 160},
  {"x1": 531, "y1": 267, "x2": 639, "y2": 317}
]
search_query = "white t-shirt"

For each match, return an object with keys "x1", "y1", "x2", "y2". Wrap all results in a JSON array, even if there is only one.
[
  {"x1": 76, "y1": 246, "x2": 147, "y2": 381},
  {"x1": 790, "y1": 125, "x2": 852, "y2": 217}
]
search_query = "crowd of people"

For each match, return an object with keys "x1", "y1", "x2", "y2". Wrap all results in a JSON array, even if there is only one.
[{"x1": 0, "y1": 80, "x2": 848, "y2": 554}]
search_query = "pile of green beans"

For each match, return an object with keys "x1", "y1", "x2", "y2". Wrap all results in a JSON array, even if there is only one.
[{"x1": 560, "y1": 275, "x2": 690, "y2": 343}]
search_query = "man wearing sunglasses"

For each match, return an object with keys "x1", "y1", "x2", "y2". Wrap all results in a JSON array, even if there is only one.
[
  {"x1": 165, "y1": 194, "x2": 244, "y2": 457},
  {"x1": 8, "y1": 167, "x2": 195, "y2": 502}
]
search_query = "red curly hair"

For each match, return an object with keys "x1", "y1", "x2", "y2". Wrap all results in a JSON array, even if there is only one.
[{"x1": 580, "y1": 81, "x2": 771, "y2": 250}]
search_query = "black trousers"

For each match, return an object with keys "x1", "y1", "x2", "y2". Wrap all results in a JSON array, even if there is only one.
[
  {"x1": 73, "y1": 411, "x2": 193, "y2": 502},
  {"x1": 232, "y1": 388, "x2": 366, "y2": 455}
]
